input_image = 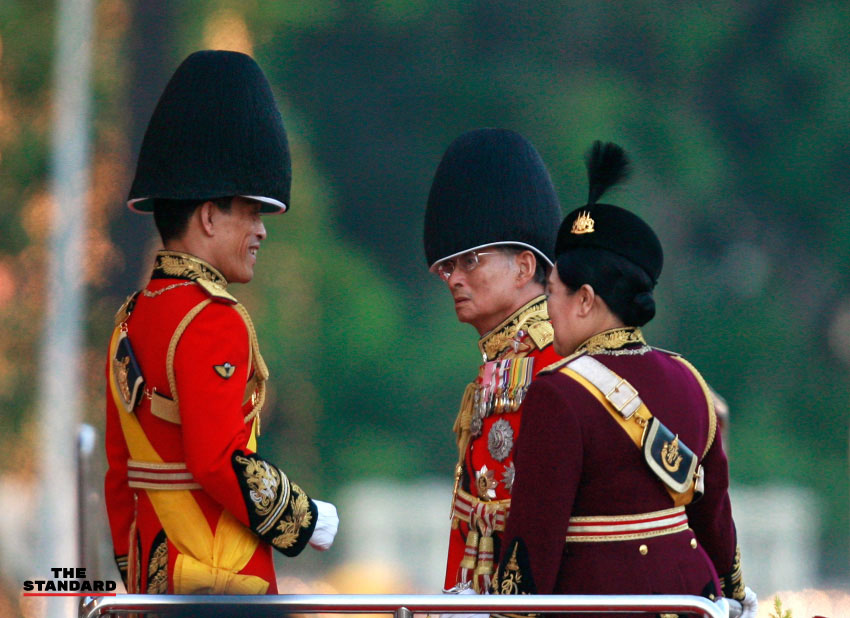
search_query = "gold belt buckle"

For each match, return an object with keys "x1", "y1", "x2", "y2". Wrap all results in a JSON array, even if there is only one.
[{"x1": 606, "y1": 378, "x2": 638, "y2": 412}]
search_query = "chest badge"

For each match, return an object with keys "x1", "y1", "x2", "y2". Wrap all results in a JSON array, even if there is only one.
[
  {"x1": 488, "y1": 418, "x2": 515, "y2": 462},
  {"x1": 661, "y1": 434, "x2": 683, "y2": 472},
  {"x1": 214, "y1": 363, "x2": 236, "y2": 379},
  {"x1": 476, "y1": 466, "x2": 497, "y2": 501}
]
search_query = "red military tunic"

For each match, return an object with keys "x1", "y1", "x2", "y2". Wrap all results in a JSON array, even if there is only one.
[
  {"x1": 445, "y1": 296, "x2": 561, "y2": 592},
  {"x1": 104, "y1": 251, "x2": 317, "y2": 594},
  {"x1": 492, "y1": 327, "x2": 747, "y2": 614}
]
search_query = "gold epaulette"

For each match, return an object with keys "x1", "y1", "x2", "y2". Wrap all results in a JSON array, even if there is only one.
[
  {"x1": 196, "y1": 278, "x2": 238, "y2": 303},
  {"x1": 114, "y1": 291, "x2": 140, "y2": 326},
  {"x1": 526, "y1": 320, "x2": 554, "y2": 350}
]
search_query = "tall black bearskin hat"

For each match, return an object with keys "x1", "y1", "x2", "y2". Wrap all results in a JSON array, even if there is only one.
[
  {"x1": 127, "y1": 50, "x2": 291, "y2": 214},
  {"x1": 556, "y1": 141, "x2": 663, "y2": 283},
  {"x1": 423, "y1": 128, "x2": 562, "y2": 269}
]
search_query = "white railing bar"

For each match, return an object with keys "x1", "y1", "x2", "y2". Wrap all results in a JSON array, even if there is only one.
[{"x1": 79, "y1": 593, "x2": 728, "y2": 618}]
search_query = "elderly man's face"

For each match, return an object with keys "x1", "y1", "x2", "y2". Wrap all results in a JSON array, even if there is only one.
[
  {"x1": 210, "y1": 197, "x2": 267, "y2": 283},
  {"x1": 438, "y1": 249, "x2": 524, "y2": 335}
]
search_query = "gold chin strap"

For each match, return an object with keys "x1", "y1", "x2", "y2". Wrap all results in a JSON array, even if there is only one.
[{"x1": 109, "y1": 327, "x2": 267, "y2": 594}]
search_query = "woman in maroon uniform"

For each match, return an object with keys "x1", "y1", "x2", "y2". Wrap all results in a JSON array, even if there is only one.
[{"x1": 492, "y1": 142, "x2": 757, "y2": 618}]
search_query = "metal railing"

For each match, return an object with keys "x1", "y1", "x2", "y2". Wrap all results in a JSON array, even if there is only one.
[{"x1": 79, "y1": 593, "x2": 729, "y2": 617}]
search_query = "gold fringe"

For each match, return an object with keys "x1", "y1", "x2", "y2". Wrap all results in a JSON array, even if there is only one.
[{"x1": 453, "y1": 382, "x2": 477, "y2": 459}]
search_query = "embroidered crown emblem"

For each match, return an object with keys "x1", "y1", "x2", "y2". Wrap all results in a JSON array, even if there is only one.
[
  {"x1": 661, "y1": 434, "x2": 683, "y2": 472},
  {"x1": 570, "y1": 210, "x2": 595, "y2": 235}
]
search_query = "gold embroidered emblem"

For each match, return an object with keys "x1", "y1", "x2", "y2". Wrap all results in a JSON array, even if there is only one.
[
  {"x1": 499, "y1": 544, "x2": 523, "y2": 595},
  {"x1": 235, "y1": 455, "x2": 280, "y2": 516},
  {"x1": 156, "y1": 252, "x2": 228, "y2": 285},
  {"x1": 576, "y1": 327, "x2": 646, "y2": 355},
  {"x1": 272, "y1": 484, "x2": 313, "y2": 550},
  {"x1": 214, "y1": 363, "x2": 236, "y2": 379},
  {"x1": 661, "y1": 435, "x2": 683, "y2": 472},
  {"x1": 570, "y1": 210, "x2": 595, "y2": 234},
  {"x1": 146, "y1": 538, "x2": 168, "y2": 594},
  {"x1": 113, "y1": 355, "x2": 132, "y2": 403},
  {"x1": 727, "y1": 545, "x2": 746, "y2": 600}
]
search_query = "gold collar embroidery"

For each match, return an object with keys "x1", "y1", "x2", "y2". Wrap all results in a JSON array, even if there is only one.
[
  {"x1": 152, "y1": 250, "x2": 228, "y2": 286},
  {"x1": 478, "y1": 295, "x2": 551, "y2": 361},
  {"x1": 575, "y1": 327, "x2": 646, "y2": 355}
]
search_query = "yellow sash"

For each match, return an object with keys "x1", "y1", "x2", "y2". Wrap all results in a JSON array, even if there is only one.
[
  {"x1": 108, "y1": 327, "x2": 268, "y2": 594},
  {"x1": 560, "y1": 365, "x2": 696, "y2": 507}
]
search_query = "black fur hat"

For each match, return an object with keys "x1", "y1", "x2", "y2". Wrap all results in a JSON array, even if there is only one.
[
  {"x1": 556, "y1": 141, "x2": 663, "y2": 283},
  {"x1": 424, "y1": 128, "x2": 561, "y2": 268},
  {"x1": 127, "y1": 50, "x2": 291, "y2": 214}
]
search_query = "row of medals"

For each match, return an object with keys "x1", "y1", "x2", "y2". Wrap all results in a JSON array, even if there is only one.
[{"x1": 470, "y1": 356, "x2": 535, "y2": 463}]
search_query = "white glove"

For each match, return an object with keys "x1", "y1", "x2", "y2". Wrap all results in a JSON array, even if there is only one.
[
  {"x1": 440, "y1": 585, "x2": 489, "y2": 618},
  {"x1": 308, "y1": 499, "x2": 338, "y2": 551},
  {"x1": 726, "y1": 587, "x2": 758, "y2": 618}
]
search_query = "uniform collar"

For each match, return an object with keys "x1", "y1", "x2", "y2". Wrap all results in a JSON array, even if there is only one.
[
  {"x1": 575, "y1": 326, "x2": 646, "y2": 355},
  {"x1": 478, "y1": 295, "x2": 551, "y2": 361},
  {"x1": 151, "y1": 250, "x2": 228, "y2": 286}
]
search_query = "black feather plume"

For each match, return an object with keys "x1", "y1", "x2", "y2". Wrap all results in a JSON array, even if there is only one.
[{"x1": 586, "y1": 141, "x2": 630, "y2": 205}]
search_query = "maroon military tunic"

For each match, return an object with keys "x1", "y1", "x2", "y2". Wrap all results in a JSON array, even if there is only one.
[{"x1": 492, "y1": 327, "x2": 746, "y2": 612}]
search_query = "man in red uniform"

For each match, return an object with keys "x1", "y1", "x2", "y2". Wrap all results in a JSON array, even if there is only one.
[
  {"x1": 423, "y1": 129, "x2": 563, "y2": 596},
  {"x1": 104, "y1": 50, "x2": 338, "y2": 595},
  {"x1": 492, "y1": 142, "x2": 757, "y2": 618}
]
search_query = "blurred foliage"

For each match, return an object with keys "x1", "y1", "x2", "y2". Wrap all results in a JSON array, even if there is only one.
[{"x1": 0, "y1": 0, "x2": 848, "y2": 581}]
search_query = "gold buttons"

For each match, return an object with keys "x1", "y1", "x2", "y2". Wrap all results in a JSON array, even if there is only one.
[
  {"x1": 690, "y1": 538, "x2": 698, "y2": 549},
  {"x1": 639, "y1": 544, "x2": 648, "y2": 555}
]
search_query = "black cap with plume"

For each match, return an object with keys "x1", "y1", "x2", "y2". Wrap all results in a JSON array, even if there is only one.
[
  {"x1": 556, "y1": 140, "x2": 663, "y2": 283},
  {"x1": 127, "y1": 50, "x2": 291, "y2": 214}
]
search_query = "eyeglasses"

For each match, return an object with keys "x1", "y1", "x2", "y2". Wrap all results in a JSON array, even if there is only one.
[{"x1": 432, "y1": 251, "x2": 498, "y2": 281}]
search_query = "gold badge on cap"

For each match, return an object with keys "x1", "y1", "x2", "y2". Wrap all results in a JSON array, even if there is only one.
[
  {"x1": 214, "y1": 362, "x2": 236, "y2": 379},
  {"x1": 571, "y1": 210, "x2": 595, "y2": 234}
]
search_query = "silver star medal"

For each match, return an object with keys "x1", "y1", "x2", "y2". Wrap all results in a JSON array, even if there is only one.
[
  {"x1": 488, "y1": 418, "x2": 514, "y2": 462},
  {"x1": 502, "y1": 462, "x2": 516, "y2": 492}
]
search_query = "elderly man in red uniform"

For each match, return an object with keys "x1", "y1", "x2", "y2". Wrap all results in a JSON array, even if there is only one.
[
  {"x1": 491, "y1": 142, "x2": 757, "y2": 618},
  {"x1": 104, "y1": 50, "x2": 338, "y2": 595},
  {"x1": 423, "y1": 129, "x2": 563, "y2": 597}
]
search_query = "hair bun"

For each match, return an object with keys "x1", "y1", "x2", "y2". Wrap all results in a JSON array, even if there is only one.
[{"x1": 629, "y1": 291, "x2": 656, "y2": 326}]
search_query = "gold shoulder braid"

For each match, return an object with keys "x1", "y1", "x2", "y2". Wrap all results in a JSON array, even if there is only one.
[
  {"x1": 233, "y1": 303, "x2": 269, "y2": 432},
  {"x1": 146, "y1": 250, "x2": 268, "y2": 431},
  {"x1": 479, "y1": 295, "x2": 551, "y2": 361}
]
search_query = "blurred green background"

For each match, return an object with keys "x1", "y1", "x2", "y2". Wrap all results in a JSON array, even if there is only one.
[{"x1": 0, "y1": 0, "x2": 848, "y2": 607}]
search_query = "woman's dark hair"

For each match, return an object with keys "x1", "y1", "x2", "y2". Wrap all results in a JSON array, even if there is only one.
[
  {"x1": 152, "y1": 196, "x2": 232, "y2": 243},
  {"x1": 555, "y1": 247, "x2": 656, "y2": 326}
]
